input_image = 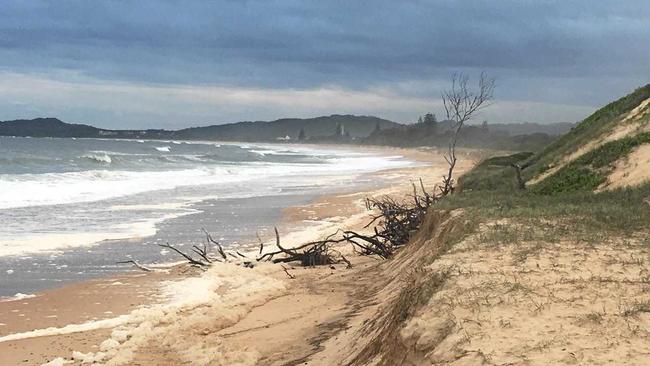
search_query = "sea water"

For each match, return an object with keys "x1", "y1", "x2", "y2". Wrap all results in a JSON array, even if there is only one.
[{"x1": 0, "y1": 136, "x2": 413, "y2": 296}]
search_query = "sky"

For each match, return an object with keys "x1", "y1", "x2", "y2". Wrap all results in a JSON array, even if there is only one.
[{"x1": 0, "y1": 0, "x2": 648, "y2": 129}]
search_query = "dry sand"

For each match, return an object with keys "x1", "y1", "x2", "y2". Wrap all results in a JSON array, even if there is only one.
[
  {"x1": 4, "y1": 143, "x2": 648, "y2": 366},
  {"x1": 402, "y1": 223, "x2": 650, "y2": 365},
  {"x1": 601, "y1": 143, "x2": 650, "y2": 190}
]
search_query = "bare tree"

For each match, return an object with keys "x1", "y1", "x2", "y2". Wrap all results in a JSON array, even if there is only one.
[{"x1": 441, "y1": 72, "x2": 495, "y2": 195}]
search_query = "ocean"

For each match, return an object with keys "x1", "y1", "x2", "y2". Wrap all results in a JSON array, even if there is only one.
[{"x1": 0, "y1": 136, "x2": 413, "y2": 297}]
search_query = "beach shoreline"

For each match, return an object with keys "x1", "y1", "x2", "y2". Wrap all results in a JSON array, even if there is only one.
[
  {"x1": 0, "y1": 141, "x2": 422, "y2": 297},
  {"x1": 0, "y1": 145, "x2": 479, "y2": 365}
]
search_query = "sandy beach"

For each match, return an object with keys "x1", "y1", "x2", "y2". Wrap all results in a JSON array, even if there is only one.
[
  {"x1": 0, "y1": 145, "x2": 479, "y2": 365},
  {"x1": 3, "y1": 3, "x2": 649, "y2": 365}
]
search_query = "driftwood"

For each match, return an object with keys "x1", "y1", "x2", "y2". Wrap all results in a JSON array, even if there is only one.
[
  {"x1": 119, "y1": 181, "x2": 435, "y2": 271},
  {"x1": 116, "y1": 260, "x2": 156, "y2": 272},
  {"x1": 281, "y1": 265, "x2": 296, "y2": 279},
  {"x1": 202, "y1": 228, "x2": 227, "y2": 261},
  {"x1": 120, "y1": 74, "x2": 494, "y2": 272},
  {"x1": 342, "y1": 180, "x2": 436, "y2": 258},
  {"x1": 257, "y1": 228, "x2": 351, "y2": 267},
  {"x1": 158, "y1": 242, "x2": 211, "y2": 270},
  {"x1": 118, "y1": 228, "x2": 254, "y2": 271},
  {"x1": 256, "y1": 180, "x2": 437, "y2": 265}
]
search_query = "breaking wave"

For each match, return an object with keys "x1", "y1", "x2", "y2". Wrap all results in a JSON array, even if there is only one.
[{"x1": 82, "y1": 153, "x2": 113, "y2": 164}]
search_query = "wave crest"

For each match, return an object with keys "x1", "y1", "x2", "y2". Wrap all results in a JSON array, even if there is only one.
[{"x1": 83, "y1": 153, "x2": 112, "y2": 164}]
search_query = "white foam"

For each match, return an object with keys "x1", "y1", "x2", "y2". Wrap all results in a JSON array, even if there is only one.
[
  {"x1": 15, "y1": 264, "x2": 285, "y2": 366},
  {"x1": 0, "y1": 144, "x2": 414, "y2": 257},
  {"x1": 155, "y1": 146, "x2": 171, "y2": 152},
  {"x1": 1, "y1": 293, "x2": 36, "y2": 302},
  {"x1": 82, "y1": 153, "x2": 112, "y2": 164},
  {"x1": 0, "y1": 209, "x2": 198, "y2": 257},
  {"x1": 0, "y1": 148, "x2": 411, "y2": 210},
  {"x1": 40, "y1": 357, "x2": 73, "y2": 366},
  {"x1": 0, "y1": 314, "x2": 131, "y2": 343}
]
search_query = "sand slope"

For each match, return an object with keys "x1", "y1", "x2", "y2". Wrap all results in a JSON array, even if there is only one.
[
  {"x1": 531, "y1": 97, "x2": 650, "y2": 186},
  {"x1": 602, "y1": 143, "x2": 650, "y2": 190}
]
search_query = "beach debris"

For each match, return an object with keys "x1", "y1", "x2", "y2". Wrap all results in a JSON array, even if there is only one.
[
  {"x1": 119, "y1": 228, "x2": 257, "y2": 271},
  {"x1": 281, "y1": 265, "x2": 295, "y2": 279},
  {"x1": 115, "y1": 260, "x2": 155, "y2": 272},
  {"x1": 118, "y1": 180, "x2": 436, "y2": 271},
  {"x1": 202, "y1": 228, "x2": 227, "y2": 260},
  {"x1": 256, "y1": 232, "x2": 265, "y2": 254},
  {"x1": 117, "y1": 161, "x2": 466, "y2": 280},
  {"x1": 158, "y1": 242, "x2": 211, "y2": 269},
  {"x1": 257, "y1": 227, "x2": 351, "y2": 267}
]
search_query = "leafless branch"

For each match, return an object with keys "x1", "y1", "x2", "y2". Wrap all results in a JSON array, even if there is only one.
[
  {"x1": 441, "y1": 72, "x2": 495, "y2": 195},
  {"x1": 116, "y1": 260, "x2": 155, "y2": 272}
]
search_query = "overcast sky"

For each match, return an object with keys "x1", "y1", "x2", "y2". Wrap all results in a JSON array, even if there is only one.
[{"x1": 0, "y1": 1, "x2": 648, "y2": 129}]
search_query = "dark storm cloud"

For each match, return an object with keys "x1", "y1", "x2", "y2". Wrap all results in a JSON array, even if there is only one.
[{"x1": 0, "y1": 1, "x2": 648, "y2": 127}]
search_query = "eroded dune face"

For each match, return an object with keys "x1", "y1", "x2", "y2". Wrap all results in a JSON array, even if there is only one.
[{"x1": 400, "y1": 223, "x2": 650, "y2": 366}]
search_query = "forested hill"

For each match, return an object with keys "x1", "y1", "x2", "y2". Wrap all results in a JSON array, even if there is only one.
[
  {"x1": 173, "y1": 115, "x2": 399, "y2": 140},
  {"x1": 0, "y1": 115, "x2": 573, "y2": 150},
  {"x1": 0, "y1": 115, "x2": 399, "y2": 141},
  {"x1": 0, "y1": 118, "x2": 103, "y2": 138}
]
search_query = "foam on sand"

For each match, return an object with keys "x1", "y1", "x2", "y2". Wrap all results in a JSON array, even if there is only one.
[
  {"x1": 40, "y1": 357, "x2": 73, "y2": 366},
  {"x1": 4, "y1": 263, "x2": 286, "y2": 366},
  {"x1": 0, "y1": 315, "x2": 131, "y2": 343},
  {"x1": 1, "y1": 293, "x2": 37, "y2": 302}
]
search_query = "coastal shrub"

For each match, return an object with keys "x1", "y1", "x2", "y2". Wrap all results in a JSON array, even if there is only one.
[
  {"x1": 579, "y1": 132, "x2": 650, "y2": 168},
  {"x1": 534, "y1": 166, "x2": 605, "y2": 194}
]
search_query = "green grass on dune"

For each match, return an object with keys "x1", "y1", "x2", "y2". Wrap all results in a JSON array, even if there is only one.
[
  {"x1": 534, "y1": 132, "x2": 650, "y2": 194},
  {"x1": 523, "y1": 83, "x2": 650, "y2": 180},
  {"x1": 435, "y1": 84, "x2": 650, "y2": 248},
  {"x1": 442, "y1": 182, "x2": 650, "y2": 236},
  {"x1": 448, "y1": 149, "x2": 650, "y2": 241}
]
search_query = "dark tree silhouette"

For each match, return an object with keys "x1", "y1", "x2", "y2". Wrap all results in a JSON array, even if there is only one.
[
  {"x1": 335, "y1": 123, "x2": 345, "y2": 137},
  {"x1": 373, "y1": 121, "x2": 381, "y2": 134}
]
